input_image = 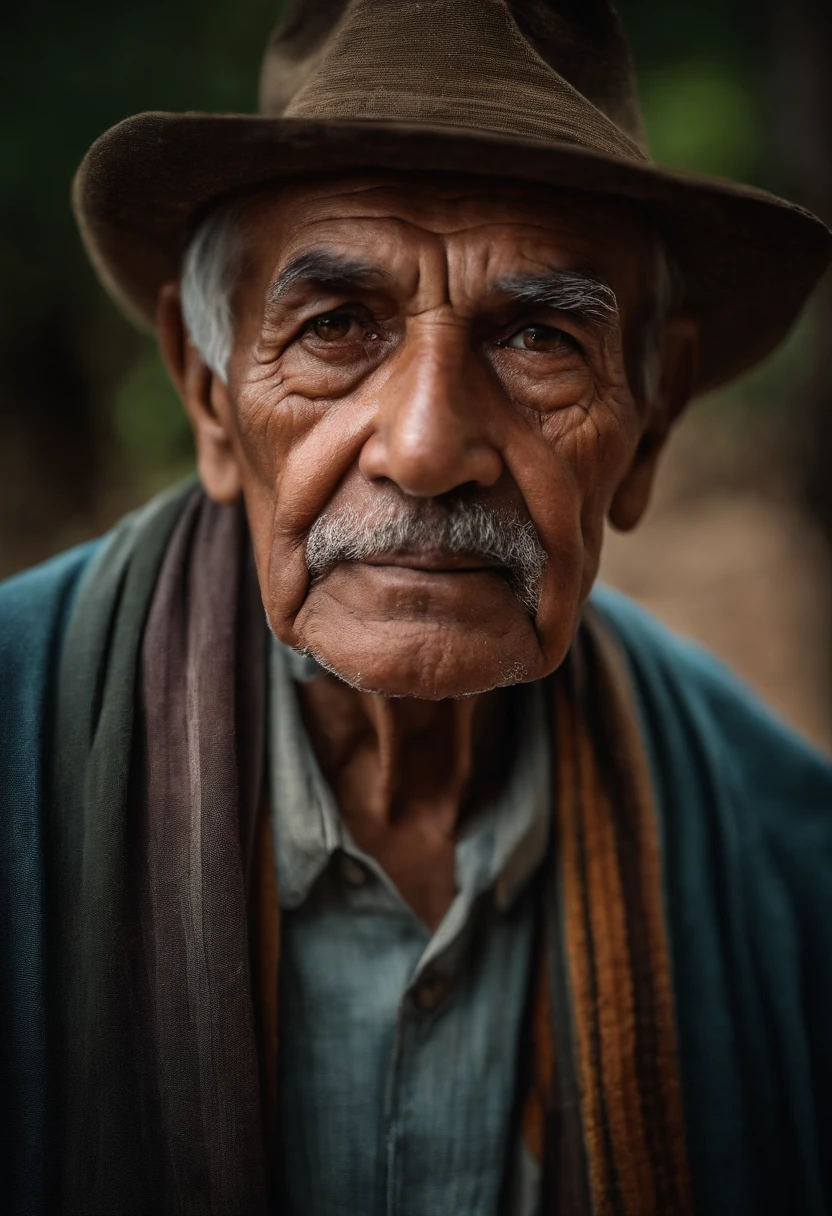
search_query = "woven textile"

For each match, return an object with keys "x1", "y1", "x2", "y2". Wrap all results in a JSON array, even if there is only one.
[{"x1": 50, "y1": 485, "x2": 691, "y2": 1215}]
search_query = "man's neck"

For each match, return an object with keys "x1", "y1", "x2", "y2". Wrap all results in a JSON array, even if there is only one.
[{"x1": 297, "y1": 676, "x2": 515, "y2": 928}]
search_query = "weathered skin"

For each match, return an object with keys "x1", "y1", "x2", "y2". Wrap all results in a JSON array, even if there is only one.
[{"x1": 159, "y1": 173, "x2": 696, "y2": 926}]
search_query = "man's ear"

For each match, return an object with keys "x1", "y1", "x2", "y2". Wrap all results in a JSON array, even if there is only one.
[
  {"x1": 609, "y1": 314, "x2": 699, "y2": 532},
  {"x1": 156, "y1": 282, "x2": 243, "y2": 504}
]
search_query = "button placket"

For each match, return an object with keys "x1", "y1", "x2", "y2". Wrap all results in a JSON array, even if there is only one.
[{"x1": 412, "y1": 971, "x2": 450, "y2": 1012}]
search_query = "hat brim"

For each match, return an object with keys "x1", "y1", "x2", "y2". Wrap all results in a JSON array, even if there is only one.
[{"x1": 74, "y1": 112, "x2": 831, "y2": 394}]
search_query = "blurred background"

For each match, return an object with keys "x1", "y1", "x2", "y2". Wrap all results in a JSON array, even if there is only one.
[{"x1": 1, "y1": 0, "x2": 830, "y2": 747}]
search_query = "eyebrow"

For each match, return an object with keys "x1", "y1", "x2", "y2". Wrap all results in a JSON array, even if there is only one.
[
  {"x1": 267, "y1": 250, "x2": 392, "y2": 305},
  {"x1": 266, "y1": 251, "x2": 617, "y2": 328},
  {"x1": 495, "y1": 268, "x2": 618, "y2": 326}
]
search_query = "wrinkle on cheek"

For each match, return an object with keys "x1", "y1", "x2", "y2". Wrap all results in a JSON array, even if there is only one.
[
  {"x1": 560, "y1": 331, "x2": 639, "y2": 491},
  {"x1": 266, "y1": 536, "x2": 306, "y2": 617},
  {"x1": 236, "y1": 361, "x2": 340, "y2": 450},
  {"x1": 569, "y1": 401, "x2": 634, "y2": 593},
  {"x1": 525, "y1": 380, "x2": 635, "y2": 622},
  {"x1": 234, "y1": 382, "x2": 296, "y2": 481},
  {"x1": 565, "y1": 400, "x2": 627, "y2": 498},
  {"x1": 237, "y1": 390, "x2": 279, "y2": 440},
  {"x1": 591, "y1": 325, "x2": 634, "y2": 403},
  {"x1": 277, "y1": 394, "x2": 374, "y2": 497},
  {"x1": 245, "y1": 394, "x2": 376, "y2": 639},
  {"x1": 279, "y1": 337, "x2": 391, "y2": 398},
  {"x1": 494, "y1": 359, "x2": 595, "y2": 421}
]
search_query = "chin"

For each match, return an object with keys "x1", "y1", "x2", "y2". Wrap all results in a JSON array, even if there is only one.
[
  {"x1": 306, "y1": 634, "x2": 536, "y2": 699},
  {"x1": 294, "y1": 614, "x2": 546, "y2": 699}
]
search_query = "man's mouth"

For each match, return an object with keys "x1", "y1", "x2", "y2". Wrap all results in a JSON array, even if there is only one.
[{"x1": 304, "y1": 502, "x2": 546, "y2": 614}]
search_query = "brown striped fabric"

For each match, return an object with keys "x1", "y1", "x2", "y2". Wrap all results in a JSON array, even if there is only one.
[
  {"x1": 522, "y1": 947, "x2": 555, "y2": 1166},
  {"x1": 538, "y1": 608, "x2": 694, "y2": 1216},
  {"x1": 250, "y1": 794, "x2": 282, "y2": 1177},
  {"x1": 54, "y1": 488, "x2": 271, "y2": 1215},
  {"x1": 134, "y1": 492, "x2": 269, "y2": 1214}
]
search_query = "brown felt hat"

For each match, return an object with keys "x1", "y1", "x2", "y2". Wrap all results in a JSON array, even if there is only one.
[{"x1": 74, "y1": 0, "x2": 831, "y2": 393}]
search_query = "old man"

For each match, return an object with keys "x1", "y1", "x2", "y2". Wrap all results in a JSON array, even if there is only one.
[{"x1": 2, "y1": 1, "x2": 832, "y2": 1214}]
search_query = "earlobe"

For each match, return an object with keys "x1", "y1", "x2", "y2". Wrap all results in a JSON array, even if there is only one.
[
  {"x1": 608, "y1": 430, "x2": 664, "y2": 531},
  {"x1": 608, "y1": 314, "x2": 699, "y2": 532},
  {"x1": 155, "y1": 282, "x2": 243, "y2": 504}
]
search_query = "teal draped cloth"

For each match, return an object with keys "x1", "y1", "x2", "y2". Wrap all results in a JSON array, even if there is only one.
[{"x1": 1, "y1": 496, "x2": 831, "y2": 1215}]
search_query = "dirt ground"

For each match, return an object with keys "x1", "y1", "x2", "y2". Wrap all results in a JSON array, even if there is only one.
[{"x1": 600, "y1": 407, "x2": 832, "y2": 753}]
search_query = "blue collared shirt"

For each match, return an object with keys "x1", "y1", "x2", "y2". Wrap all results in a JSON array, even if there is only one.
[{"x1": 269, "y1": 640, "x2": 551, "y2": 1215}]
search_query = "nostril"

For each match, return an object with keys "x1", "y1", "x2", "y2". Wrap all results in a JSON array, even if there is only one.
[
  {"x1": 435, "y1": 481, "x2": 484, "y2": 505},
  {"x1": 363, "y1": 470, "x2": 398, "y2": 489}
]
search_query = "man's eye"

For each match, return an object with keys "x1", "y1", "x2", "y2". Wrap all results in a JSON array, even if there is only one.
[
  {"x1": 505, "y1": 324, "x2": 575, "y2": 352},
  {"x1": 308, "y1": 313, "x2": 358, "y2": 342}
]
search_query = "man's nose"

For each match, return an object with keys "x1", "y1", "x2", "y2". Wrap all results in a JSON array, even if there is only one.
[{"x1": 358, "y1": 325, "x2": 504, "y2": 498}]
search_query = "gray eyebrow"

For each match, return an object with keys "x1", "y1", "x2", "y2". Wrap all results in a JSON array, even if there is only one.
[
  {"x1": 266, "y1": 253, "x2": 616, "y2": 328},
  {"x1": 495, "y1": 268, "x2": 618, "y2": 325},
  {"x1": 267, "y1": 250, "x2": 392, "y2": 304}
]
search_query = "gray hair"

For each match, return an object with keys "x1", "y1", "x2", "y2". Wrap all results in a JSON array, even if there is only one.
[
  {"x1": 306, "y1": 498, "x2": 548, "y2": 615},
  {"x1": 180, "y1": 197, "x2": 245, "y2": 381}
]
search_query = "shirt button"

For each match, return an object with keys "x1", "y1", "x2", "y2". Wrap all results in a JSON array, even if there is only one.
[
  {"x1": 339, "y1": 855, "x2": 368, "y2": 888},
  {"x1": 413, "y1": 974, "x2": 449, "y2": 1012}
]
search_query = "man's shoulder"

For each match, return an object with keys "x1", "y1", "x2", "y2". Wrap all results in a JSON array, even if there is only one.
[
  {"x1": 0, "y1": 540, "x2": 104, "y2": 689},
  {"x1": 590, "y1": 583, "x2": 832, "y2": 842}
]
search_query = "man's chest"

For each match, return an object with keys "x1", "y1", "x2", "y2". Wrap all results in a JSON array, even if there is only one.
[{"x1": 275, "y1": 863, "x2": 540, "y2": 1216}]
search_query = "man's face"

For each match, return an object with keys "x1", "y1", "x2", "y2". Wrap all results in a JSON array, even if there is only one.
[{"x1": 180, "y1": 175, "x2": 674, "y2": 698}]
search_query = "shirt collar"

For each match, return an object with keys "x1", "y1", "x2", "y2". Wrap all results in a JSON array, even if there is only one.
[
  {"x1": 268, "y1": 639, "x2": 342, "y2": 909},
  {"x1": 268, "y1": 636, "x2": 550, "y2": 913}
]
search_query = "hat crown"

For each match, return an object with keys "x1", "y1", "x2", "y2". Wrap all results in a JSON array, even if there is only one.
[{"x1": 259, "y1": 0, "x2": 648, "y2": 162}]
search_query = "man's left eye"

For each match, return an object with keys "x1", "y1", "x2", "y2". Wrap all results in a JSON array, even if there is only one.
[
  {"x1": 504, "y1": 324, "x2": 575, "y2": 352},
  {"x1": 308, "y1": 312, "x2": 359, "y2": 342}
]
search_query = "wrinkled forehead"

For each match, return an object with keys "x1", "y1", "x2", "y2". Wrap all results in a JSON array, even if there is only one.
[{"x1": 235, "y1": 172, "x2": 659, "y2": 310}]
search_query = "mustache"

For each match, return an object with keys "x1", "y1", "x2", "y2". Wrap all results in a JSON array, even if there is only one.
[{"x1": 305, "y1": 499, "x2": 547, "y2": 614}]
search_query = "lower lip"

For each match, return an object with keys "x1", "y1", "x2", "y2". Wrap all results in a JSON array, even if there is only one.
[{"x1": 310, "y1": 561, "x2": 521, "y2": 618}]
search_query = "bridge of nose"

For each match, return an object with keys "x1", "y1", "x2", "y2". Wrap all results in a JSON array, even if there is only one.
[{"x1": 360, "y1": 312, "x2": 505, "y2": 498}]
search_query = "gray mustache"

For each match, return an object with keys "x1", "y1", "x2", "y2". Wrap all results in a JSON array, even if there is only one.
[{"x1": 305, "y1": 501, "x2": 547, "y2": 614}]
